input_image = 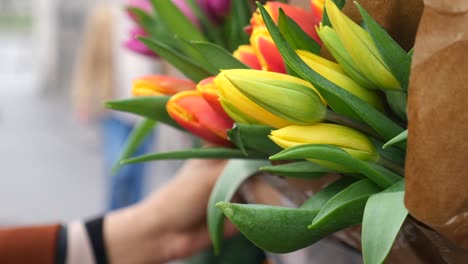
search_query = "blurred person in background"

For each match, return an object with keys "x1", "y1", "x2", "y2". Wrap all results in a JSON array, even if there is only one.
[{"x1": 71, "y1": 2, "x2": 158, "y2": 210}]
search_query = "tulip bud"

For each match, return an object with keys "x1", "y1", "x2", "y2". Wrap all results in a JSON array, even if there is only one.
[
  {"x1": 124, "y1": 27, "x2": 157, "y2": 57},
  {"x1": 297, "y1": 50, "x2": 384, "y2": 111},
  {"x1": 233, "y1": 45, "x2": 262, "y2": 70},
  {"x1": 215, "y1": 69, "x2": 327, "y2": 128},
  {"x1": 166, "y1": 90, "x2": 233, "y2": 146},
  {"x1": 250, "y1": 27, "x2": 286, "y2": 73},
  {"x1": 248, "y1": 1, "x2": 321, "y2": 44},
  {"x1": 323, "y1": 1, "x2": 401, "y2": 90},
  {"x1": 269, "y1": 123, "x2": 379, "y2": 170},
  {"x1": 132, "y1": 75, "x2": 196, "y2": 96},
  {"x1": 196, "y1": 76, "x2": 234, "y2": 121}
]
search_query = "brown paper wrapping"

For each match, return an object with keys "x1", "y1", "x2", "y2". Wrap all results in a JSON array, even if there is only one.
[{"x1": 406, "y1": 0, "x2": 468, "y2": 251}]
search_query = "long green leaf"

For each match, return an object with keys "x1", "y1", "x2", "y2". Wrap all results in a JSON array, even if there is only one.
[
  {"x1": 310, "y1": 179, "x2": 381, "y2": 229},
  {"x1": 383, "y1": 130, "x2": 408, "y2": 149},
  {"x1": 270, "y1": 144, "x2": 402, "y2": 189},
  {"x1": 104, "y1": 96, "x2": 182, "y2": 130},
  {"x1": 258, "y1": 4, "x2": 405, "y2": 142},
  {"x1": 139, "y1": 37, "x2": 212, "y2": 82},
  {"x1": 190, "y1": 42, "x2": 249, "y2": 70},
  {"x1": 208, "y1": 160, "x2": 270, "y2": 254},
  {"x1": 386, "y1": 90, "x2": 407, "y2": 122},
  {"x1": 127, "y1": 7, "x2": 180, "y2": 50},
  {"x1": 150, "y1": 0, "x2": 206, "y2": 42},
  {"x1": 122, "y1": 148, "x2": 266, "y2": 165},
  {"x1": 370, "y1": 138, "x2": 406, "y2": 166},
  {"x1": 260, "y1": 161, "x2": 333, "y2": 179},
  {"x1": 300, "y1": 177, "x2": 358, "y2": 210},
  {"x1": 216, "y1": 178, "x2": 358, "y2": 253},
  {"x1": 277, "y1": 9, "x2": 320, "y2": 54},
  {"x1": 362, "y1": 180, "x2": 407, "y2": 264},
  {"x1": 356, "y1": 3, "x2": 411, "y2": 91},
  {"x1": 224, "y1": 0, "x2": 250, "y2": 51},
  {"x1": 227, "y1": 124, "x2": 281, "y2": 155},
  {"x1": 111, "y1": 118, "x2": 156, "y2": 174},
  {"x1": 175, "y1": 38, "x2": 219, "y2": 74}
]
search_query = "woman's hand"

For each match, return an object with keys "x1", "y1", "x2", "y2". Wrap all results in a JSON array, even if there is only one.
[{"x1": 104, "y1": 159, "x2": 236, "y2": 264}]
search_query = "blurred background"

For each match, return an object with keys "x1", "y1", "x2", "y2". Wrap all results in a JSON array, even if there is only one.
[{"x1": 0, "y1": 0, "x2": 190, "y2": 225}]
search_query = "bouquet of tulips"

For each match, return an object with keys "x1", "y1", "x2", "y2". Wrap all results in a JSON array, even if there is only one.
[{"x1": 107, "y1": 0, "x2": 415, "y2": 263}]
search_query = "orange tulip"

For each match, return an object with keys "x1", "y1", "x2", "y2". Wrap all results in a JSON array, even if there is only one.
[
  {"x1": 310, "y1": 0, "x2": 324, "y2": 21},
  {"x1": 132, "y1": 75, "x2": 196, "y2": 96},
  {"x1": 233, "y1": 45, "x2": 262, "y2": 70},
  {"x1": 166, "y1": 90, "x2": 233, "y2": 146},
  {"x1": 247, "y1": 1, "x2": 321, "y2": 44},
  {"x1": 250, "y1": 26, "x2": 286, "y2": 73},
  {"x1": 196, "y1": 76, "x2": 234, "y2": 122}
]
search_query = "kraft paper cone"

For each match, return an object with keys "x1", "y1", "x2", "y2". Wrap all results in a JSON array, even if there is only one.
[{"x1": 406, "y1": 0, "x2": 468, "y2": 250}]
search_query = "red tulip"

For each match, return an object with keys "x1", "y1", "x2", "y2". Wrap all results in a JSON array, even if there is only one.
[
  {"x1": 310, "y1": 0, "x2": 325, "y2": 21},
  {"x1": 197, "y1": 77, "x2": 234, "y2": 121},
  {"x1": 132, "y1": 75, "x2": 196, "y2": 96},
  {"x1": 233, "y1": 45, "x2": 262, "y2": 70},
  {"x1": 166, "y1": 90, "x2": 233, "y2": 146},
  {"x1": 250, "y1": 26, "x2": 286, "y2": 73},
  {"x1": 247, "y1": 1, "x2": 321, "y2": 45}
]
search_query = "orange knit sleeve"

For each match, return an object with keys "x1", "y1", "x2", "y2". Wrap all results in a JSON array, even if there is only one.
[{"x1": 0, "y1": 224, "x2": 60, "y2": 264}]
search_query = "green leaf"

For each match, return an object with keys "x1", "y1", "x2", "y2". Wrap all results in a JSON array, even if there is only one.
[
  {"x1": 310, "y1": 179, "x2": 381, "y2": 229},
  {"x1": 300, "y1": 177, "x2": 358, "y2": 210},
  {"x1": 217, "y1": 203, "x2": 320, "y2": 253},
  {"x1": 227, "y1": 124, "x2": 282, "y2": 155},
  {"x1": 185, "y1": 0, "x2": 226, "y2": 47},
  {"x1": 370, "y1": 138, "x2": 406, "y2": 166},
  {"x1": 128, "y1": 7, "x2": 182, "y2": 51},
  {"x1": 386, "y1": 90, "x2": 407, "y2": 122},
  {"x1": 216, "y1": 178, "x2": 358, "y2": 253},
  {"x1": 208, "y1": 160, "x2": 270, "y2": 254},
  {"x1": 260, "y1": 161, "x2": 333, "y2": 179},
  {"x1": 104, "y1": 96, "x2": 182, "y2": 130},
  {"x1": 121, "y1": 148, "x2": 266, "y2": 165},
  {"x1": 139, "y1": 37, "x2": 212, "y2": 82},
  {"x1": 150, "y1": 0, "x2": 206, "y2": 42},
  {"x1": 277, "y1": 9, "x2": 320, "y2": 54},
  {"x1": 258, "y1": 3, "x2": 405, "y2": 142},
  {"x1": 355, "y1": 3, "x2": 411, "y2": 91},
  {"x1": 190, "y1": 42, "x2": 250, "y2": 71},
  {"x1": 111, "y1": 118, "x2": 156, "y2": 175},
  {"x1": 383, "y1": 130, "x2": 408, "y2": 149},
  {"x1": 270, "y1": 144, "x2": 402, "y2": 189},
  {"x1": 224, "y1": 0, "x2": 250, "y2": 51},
  {"x1": 174, "y1": 38, "x2": 219, "y2": 74},
  {"x1": 362, "y1": 180, "x2": 407, "y2": 264}
]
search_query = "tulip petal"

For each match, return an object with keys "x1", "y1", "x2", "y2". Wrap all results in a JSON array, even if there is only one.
[
  {"x1": 167, "y1": 91, "x2": 233, "y2": 146},
  {"x1": 132, "y1": 75, "x2": 196, "y2": 96},
  {"x1": 233, "y1": 45, "x2": 262, "y2": 70},
  {"x1": 297, "y1": 50, "x2": 384, "y2": 111},
  {"x1": 250, "y1": 27, "x2": 286, "y2": 73},
  {"x1": 197, "y1": 77, "x2": 234, "y2": 121},
  {"x1": 269, "y1": 123, "x2": 378, "y2": 161},
  {"x1": 325, "y1": 1, "x2": 400, "y2": 90}
]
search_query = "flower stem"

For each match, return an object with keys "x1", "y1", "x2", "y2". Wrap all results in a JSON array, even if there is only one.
[{"x1": 325, "y1": 110, "x2": 381, "y2": 139}]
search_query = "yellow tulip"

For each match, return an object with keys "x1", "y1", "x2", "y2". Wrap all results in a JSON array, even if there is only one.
[
  {"x1": 297, "y1": 50, "x2": 384, "y2": 111},
  {"x1": 214, "y1": 69, "x2": 327, "y2": 128},
  {"x1": 270, "y1": 123, "x2": 380, "y2": 171},
  {"x1": 323, "y1": 0, "x2": 400, "y2": 90}
]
